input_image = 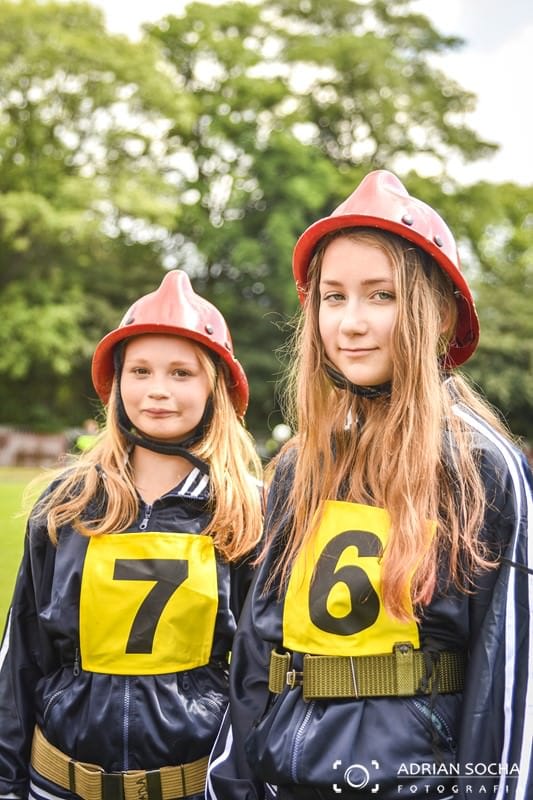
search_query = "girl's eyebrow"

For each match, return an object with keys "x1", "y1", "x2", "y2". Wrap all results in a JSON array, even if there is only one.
[
  {"x1": 124, "y1": 357, "x2": 197, "y2": 367},
  {"x1": 320, "y1": 277, "x2": 394, "y2": 287},
  {"x1": 168, "y1": 360, "x2": 197, "y2": 368}
]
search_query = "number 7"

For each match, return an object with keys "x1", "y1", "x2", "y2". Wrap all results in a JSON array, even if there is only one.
[{"x1": 113, "y1": 559, "x2": 188, "y2": 653}]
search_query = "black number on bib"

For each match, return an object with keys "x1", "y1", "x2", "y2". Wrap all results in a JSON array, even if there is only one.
[
  {"x1": 113, "y1": 559, "x2": 188, "y2": 653},
  {"x1": 309, "y1": 530, "x2": 382, "y2": 635}
]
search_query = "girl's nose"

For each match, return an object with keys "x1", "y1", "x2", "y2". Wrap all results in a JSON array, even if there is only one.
[
  {"x1": 339, "y1": 301, "x2": 367, "y2": 335},
  {"x1": 148, "y1": 381, "x2": 170, "y2": 399}
]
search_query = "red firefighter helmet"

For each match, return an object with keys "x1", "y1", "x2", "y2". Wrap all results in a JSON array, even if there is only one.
[
  {"x1": 92, "y1": 270, "x2": 249, "y2": 416},
  {"x1": 292, "y1": 170, "x2": 479, "y2": 367}
]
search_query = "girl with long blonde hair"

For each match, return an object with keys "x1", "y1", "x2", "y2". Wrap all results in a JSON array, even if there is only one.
[
  {"x1": 0, "y1": 270, "x2": 262, "y2": 800},
  {"x1": 208, "y1": 171, "x2": 532, "y2": 800}
]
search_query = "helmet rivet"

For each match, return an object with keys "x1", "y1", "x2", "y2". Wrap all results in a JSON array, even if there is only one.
[
  {"x1": 401, "y1": 213, "x2": 414, "y2": 226},
  {"x1": 225, "y1": 341, "x2": 231, "y2": 350},
  {"x1": 434, "y1": 235, "x2": 443, "y2": 247},
  {"x1": 125, "y1": 316, "x2": 135, "y2": 325},
  {"x1": 205, "y1": 324, "x2": 214, "y2": 334}
]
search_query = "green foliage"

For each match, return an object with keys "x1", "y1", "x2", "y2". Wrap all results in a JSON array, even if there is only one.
[
  {"x1": 144, "y1": 0, "x2": 499, "y2": 434},
  {"x1": 0, "y1": 0, "x2": 192, "y2": 428},
  {"x1": 453, "y1": 182, "x2": 533, "y2": 438},
  {"x1": 0, "y1": 0, "x2": 530, "y2": 442}
]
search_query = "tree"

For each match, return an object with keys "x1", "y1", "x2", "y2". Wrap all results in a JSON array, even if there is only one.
[
  {"x1": 1, "y1": 0, "x2": 530, "y2": 443},
  {"x1": 146, "y1": 0, "x2": 497, "y2": 436},
  {"x1": 0, "y1": 0, "x2": 196, "y2": 428},
  {"x1": 453, "y1": 181, "x2": 533, "y2": 440}
]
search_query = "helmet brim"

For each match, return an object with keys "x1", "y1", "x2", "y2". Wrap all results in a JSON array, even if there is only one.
[{"x1": 92, "y1": 323, "x2": 249, "y2": 416}]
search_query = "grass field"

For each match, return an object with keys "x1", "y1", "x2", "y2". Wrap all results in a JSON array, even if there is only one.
[{"x1": 0, "y1": 467, "x2": 46, "y2": 627}]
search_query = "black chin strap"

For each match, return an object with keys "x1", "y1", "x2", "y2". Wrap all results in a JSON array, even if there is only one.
[
  {"x1": 324, "y1": 364, "x2": 392, "y2": 399},
  {"x1": 116, "y1": 394, "x2": 211, "y2": 473}
]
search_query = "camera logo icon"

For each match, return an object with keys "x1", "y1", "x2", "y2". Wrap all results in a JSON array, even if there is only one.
[{"x1": 332, "y1": 759, "x2": 380, "y2": 794}]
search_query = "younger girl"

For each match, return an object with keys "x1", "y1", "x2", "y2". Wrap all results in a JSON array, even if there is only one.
[
  {"x1": 0, "y1": 270, "x2": 262, "y2": 800},
  {"x1": 207, "y1": 171, "x2": 532, "y2": 800}
]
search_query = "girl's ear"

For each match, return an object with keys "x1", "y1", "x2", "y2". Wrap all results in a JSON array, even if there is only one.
[
  {"x1": 440, "y1": 293, "x2": 458, "y2": 337},
  {"x1": 437, "y1": 296, "x2": 458, "y2": 358},
  {"x1": 440, "y1": 305, "x2": 452, "y2": 335}
]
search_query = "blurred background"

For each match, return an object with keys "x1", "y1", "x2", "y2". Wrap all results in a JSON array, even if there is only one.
[{"x1": 0, "y1": 0, "x2": 532, "y2": 619}]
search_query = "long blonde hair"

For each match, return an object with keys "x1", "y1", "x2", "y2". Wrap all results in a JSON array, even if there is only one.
[
  {"x1": 32, "y1": 344, "x2": 262, "y2": 561},
  {"x1": 267, "y1": 228, "x2": 510, "y2": 619}
]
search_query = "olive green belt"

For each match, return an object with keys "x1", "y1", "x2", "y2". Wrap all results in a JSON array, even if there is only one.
[
  {"x1": 269, "y1": 643, "x2": 464, "y2": 701},
  {"x1": 31, "y1": 726, "x2": 208, "y2": 800}
]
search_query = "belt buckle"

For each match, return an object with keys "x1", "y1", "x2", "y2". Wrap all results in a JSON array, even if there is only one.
[
  {"x1": 102, "y1": 772, "x2": 125, "y2": 800},
  {"x1": 286, "y1": 669, "x2": 303, "y2": 689}
]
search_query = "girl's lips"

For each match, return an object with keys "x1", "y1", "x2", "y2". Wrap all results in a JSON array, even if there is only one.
[
  {"x1": 143, "y1": 409, "x2": 175, "y2": 416},
  {"x1": 340, "y1": 347, "x2": 376, "y2": 355}
]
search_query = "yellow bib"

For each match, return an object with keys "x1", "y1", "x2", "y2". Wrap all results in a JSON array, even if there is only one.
[
  {"x1": 283, "y1": 501, "x2": 421, "y2": 656},
  {"x1": 79, "y1": 532, "x2": 218, "y2": 674}
]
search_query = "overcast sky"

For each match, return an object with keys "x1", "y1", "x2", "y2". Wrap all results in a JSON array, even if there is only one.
[
  {"x1": 92, "y1": 0, "x2": 532, "y2": 186},
  {"x1": 417, "y1": 0, "x2": 532, "y2": 184}
]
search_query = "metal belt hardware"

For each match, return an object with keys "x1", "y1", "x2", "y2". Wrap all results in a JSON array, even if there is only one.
[
  {"x1": 31, "y1": 726, "x2": 208, "y2": 800},
  {"x1": 286, "y1": 669, "x2": 304, "y2": 688},
  {"x1": 269, "y1": 643, "x2": 464, "y2": 702}
]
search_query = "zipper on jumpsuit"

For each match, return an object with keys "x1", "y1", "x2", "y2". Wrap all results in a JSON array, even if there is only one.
[
  {"x1": 42, "y1": 648, "x2": 81, "y2": 721},
  {"x1": 139, "y1": 503, "x2": 153, "y2": 531},
  {"x1": 123, "y1": 677, "x2": 131, "y2": 769},
  {"x1": 290, "y1": 700, "x2": 316, "y2": 782}
]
